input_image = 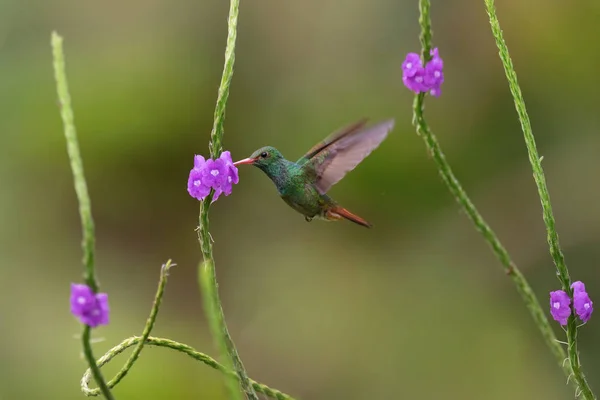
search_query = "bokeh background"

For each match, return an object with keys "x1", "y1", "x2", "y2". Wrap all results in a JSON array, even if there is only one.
[{"x1": 1, "y1": 0, "x2": 599, "y2": 399}]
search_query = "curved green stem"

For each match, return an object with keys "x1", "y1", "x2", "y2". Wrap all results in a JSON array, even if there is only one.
[
  {"x1": 412, "y1": 0, "x2": 575, "y2": 389},
  {"x1": 51, "y1": 31, "x2": 114, "y2": 400},
  {"x1": 81, "y1": 336, "x2": 295, "y2": 400},
  {"x1": 483, "y1": 1, "x2": 595, "y2": 398},
  {"x1": 87, "y1": 260, "x2": 174, "y2": 390},
  {"x1": 196, "y1": 0, "x2": 258, "y2": 399},
  {"x1": 80, "y1": 261, "x2": 293, "y2": 400}
]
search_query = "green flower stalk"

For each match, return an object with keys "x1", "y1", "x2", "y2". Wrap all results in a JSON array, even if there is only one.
[
  {"x1": 483, "y1": 1, "x2": 596, "y2": 398},
  {"x1": 54, "y1": 6, "x2": 292, "y2": 397},
  {"x1": 195, "y1": 0, "x2": 258, "y2": 399},
  {"x1": 407, "y1": 0, "x2": 594, "y2": 396},
  {"x1": 51, "y1": 31, "x2": 115, "y2": 400}
]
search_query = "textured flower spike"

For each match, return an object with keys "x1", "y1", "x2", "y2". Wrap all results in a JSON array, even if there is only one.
[
  {"x1": 549, "y1": 290, "x2": 571, "y2": 325},
  {"x1": 70, "y1": 283, "x2": 110, "y2": 327},
  {"x1": 187, "y1": 151, "x2": 240, "y2": 201},
  {"x1": 571, "y1": 281, "x2": 593, "y2": 323}
]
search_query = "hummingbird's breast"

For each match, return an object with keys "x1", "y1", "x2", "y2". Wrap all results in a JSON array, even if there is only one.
[
  {"x1": 260, "y1": 159, "x2": 333, "y2": 218},
  {"x1": 278, "y1": 166, "x2": 333, "y2": 218}
]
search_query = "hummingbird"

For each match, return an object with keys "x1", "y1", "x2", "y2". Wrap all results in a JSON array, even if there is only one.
[{"x1": 233, "y1": 119, "x2": 395, "y2": 228}]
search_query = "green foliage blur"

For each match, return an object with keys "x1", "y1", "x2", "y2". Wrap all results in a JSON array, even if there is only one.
[{"x1": 1, "y1": 0, "x2": 599, "y2": 399}]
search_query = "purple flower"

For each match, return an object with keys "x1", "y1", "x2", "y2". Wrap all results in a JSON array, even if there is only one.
[
  {"x1": 193, "y1": 154, "x2": 206, "y2": 169},
  {"x1": 70, "y1": 284, "x2": 110, "y2": 327},
  {"x1": 402, "y1": 48, "x2": 445, "y2": 96},
  {"x1": 402, "y1": 53, "x2": 422, "y2": 78},
  {"x1": 202, "y1": 158, "x2": 228, "y2": 188},
  {"x1": 187, "y1": 156, "x2": 211, "y2": 200},
  {"x1": 571, "y1": 281, "x2": 593, "y2": 322},
  {"x1": 402, "y1": 66, "x2": 428, "y2": 94},
  {"x1": 571, "y1": 281, "x2": 586, "y2": 294},
  {"x1": 187, "y1": 151, "x2": 240, "y2": 202},
  {"x1": 213, "y1": 151, "x2": 239, "y2": 201},
  {"x1": 424, "y1": 49, "x2": 444, "y2": 97},
  {"x1": 549, "y1": 290, "x2": 571, "y2": 325}
]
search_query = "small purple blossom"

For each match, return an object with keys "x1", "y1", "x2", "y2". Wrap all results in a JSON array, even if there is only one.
[
  {"x1": 70, "y1": 284, "x2": 110, "y2": 327},
  {"x1": 187, "y1": 151, "x2": 240, "y2": 201},
  {"x1": 571, "y1": 281, "x2": 586, "y2": 294},
  {"x1": 212, "y1": 151, "x2": 239, "y2": 201},
  {"x1": 549, "y1": 290, "x2": 571, "y2": 325},
  {"x1": 424, "y1": 50, "x2": 444, "y2": 97},
  {"x1": 402, "y1": 53, "x2": 422, "y2": 78},
  {"x1": 401, "y1": 47, "x2": 444, "y2": 96},
  {"x1": 187, "y1": 157, "x2": 211, "y2": 201},
  {"x1": 203, "y1": 159, "x2": 228, "y2": 188},
  {"x1": 571, "y1": 281, "x2": 593, "y2": 322},
  {"x1": 402, "y1": 67, "x2": 428, "y2": 94}
]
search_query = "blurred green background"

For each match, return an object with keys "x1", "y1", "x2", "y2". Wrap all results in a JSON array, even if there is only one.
[{"x1": 1, "y1": 0, "x2": 599, "y2": 399}]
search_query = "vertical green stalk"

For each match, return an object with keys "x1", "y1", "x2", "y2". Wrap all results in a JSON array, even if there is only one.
[
  {"x1": 51, "y1": 32, "x2": 115, "y2": 400},
  {"x1": 483, "y1": 1, "x2": 595, "y2": 398},
  {"x1": 411, "y1": 0, "x2": 575, "y2": 389},
  {"x1": 196, "y1": 1, "x2": 258, "y2": 399}
]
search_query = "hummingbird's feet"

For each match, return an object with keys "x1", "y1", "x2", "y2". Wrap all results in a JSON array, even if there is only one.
[{"x1": 305, "y1": 216, "x2": 313, "y2": 222}]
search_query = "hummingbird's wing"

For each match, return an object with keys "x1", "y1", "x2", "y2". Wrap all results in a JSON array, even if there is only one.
[
  {"x1": 298, "y1": 118, "x2": 369, "y2": 163},
  {"x1": 301, "y1": 119, "x2": 395, "y2": 194}
]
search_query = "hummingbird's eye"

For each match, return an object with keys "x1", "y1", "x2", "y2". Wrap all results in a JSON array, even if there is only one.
[{"x1": 260, "y1": 152, "x2": 268, "y2": 158}]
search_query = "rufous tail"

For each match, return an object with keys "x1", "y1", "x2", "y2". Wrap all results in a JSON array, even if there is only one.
[{"x1": 329, "y1": 207, "x2": 372, "y2": 228}]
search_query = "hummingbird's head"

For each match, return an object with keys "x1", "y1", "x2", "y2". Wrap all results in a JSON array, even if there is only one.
[{"x1": 233, "y1": 146, "x2": 284, "y2": 171}]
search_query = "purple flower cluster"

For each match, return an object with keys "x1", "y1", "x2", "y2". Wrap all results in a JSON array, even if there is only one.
[
  {"x1": 402, "y1": 48, "x2": 444, "y2": 97},
  {"x1": 187, "y1": 151, "x2": 239, "y2": 201},
  {"x1": 550, "y1": 281, "x2": 593, "y2": 325},
  {"x1": 70, "y1": 284, "x2": 110, "y2": 327}
]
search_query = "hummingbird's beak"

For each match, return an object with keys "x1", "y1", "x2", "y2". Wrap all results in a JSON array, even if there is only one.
[{"x1": 233, "y1": 157, "x2": 255, "y2": 166}]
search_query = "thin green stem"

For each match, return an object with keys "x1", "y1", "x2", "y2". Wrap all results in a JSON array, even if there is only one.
[
  {"x1": 81, "y1": 336, "x2": 295, "y2": 400},
  {"x1": 196, "y1": 0, "x2": 257, "y2": 399},
  {"x1": 411, "y1": 0, "x2": 574, "y2": 388},
  {"x1": 208, "y1": 0, "x2": 238, "y2": 160},
  {"x1": 85, "y1": 260, "x2": 175, "y2": 391},
  {"x1": 81, "y1": 260, "x2": 292, "y2": 400},
  {"x1": 51, "y1": 31, "x2": 114, "y2": 400},
  {"x1": 483, "y1": 1, "x2": 595, "y2": 398}
]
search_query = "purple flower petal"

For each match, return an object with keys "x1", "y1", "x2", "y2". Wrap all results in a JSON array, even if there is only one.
[
  {"x1": 549, "y1": 290, "x2": 571, "y2": 325},
  {"x1": 574, "y1": 290, "x2": 593, "y2": 323},
  {"x1": 571, "y1": 281, "x2": 586, "y2": 294},
  {"x1": 202, "y1": 158, "x2": 228, "y2": 188},
  {"x1": 193, "y1": 155, "x2": 206, "y2": 170},
  {"x1": 429, "y1": 87, "x2": 442, "y2": 97},
  {"x1": 70, "y1": 283, "x2": 95, "y2": 315},
  {"x1": 187, "y1": 167, "x2": 211, "y2": 200},
  {"x1": 70, "y1": 283, "x2": 110, "y2": 328},
  {"x1": 424, "y1": 57, "x2": 444, "y2": 87},
  {"x1": 219, "y1": 151, "x2": 240, "y2": 185},
  {"x1": 402, "y1": 53, "x2": 423, "y2": 78},
  {"x1": 402, "y1": 66, "x2": 428, "y2": 93}
]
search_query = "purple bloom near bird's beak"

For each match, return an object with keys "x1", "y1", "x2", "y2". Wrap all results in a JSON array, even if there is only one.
[
  {"x1": 187, "y1": 151, "x2": 241, "y2": 202},
  {"x1": 202, "y1": 158, "x2": 228, "y2": 187},
  {"x1": 212, "y1": 151, "x2": 239, "y2": 202}
]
